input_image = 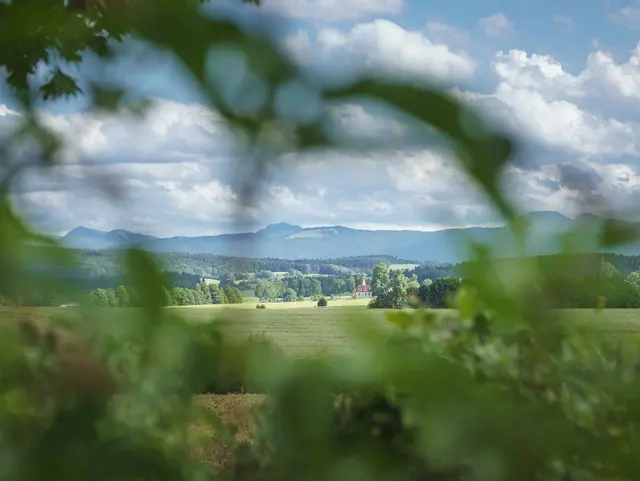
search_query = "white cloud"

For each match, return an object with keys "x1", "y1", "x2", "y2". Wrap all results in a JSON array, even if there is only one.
[
  {"x1": 490, "y1": 43, "x2": 640, "y2": 103},
  {"x1": 8, "y1": 24, "x2": 640, "y2": 238},
  {"x1": 582, "y1": 46, "x2": 640, "y2": 101},
  {"x1": 281, "y1": 29, "x2": 313, "y2": 66},
  {"x1": 473, "y1": 83, "x2": 637, "y2": 157},
  {"x1": 316, "y1": 19, "x2": 476, "y2": 84},
  {"x1": 263, "y1": 0, "x2": 404, "y2": 21},
  {"x1": 478, "y1": 13, "x2": 514, "y2": 38},
  {"x1": 491, "y1": 50, "x2": 583, "y2": 98}
]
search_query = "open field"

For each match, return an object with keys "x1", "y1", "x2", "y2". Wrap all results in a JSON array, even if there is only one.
[
  {"x1": 186, "y1": 305, "x2": 391, "y2": 354},
  {"x1": 178, "y1": 298, "x2": 371, "y2": 310},
  {"x1": 389, "y1": 263, "x2": 420, "y2": 270},
  {"x1": 4, "y1": 305, "x2": 640, "y2": 355}
]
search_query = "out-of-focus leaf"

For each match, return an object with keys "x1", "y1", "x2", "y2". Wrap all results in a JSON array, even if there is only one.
[
  {"x1": 40, "y1": 68, "x2": 82, "y2": 100},
  {"x1": 598, "y1": 218, "x2": 639, "y2": 247},
  {"x1": 124, "y1": 249, "x2": 165, "y2": 324},
  {"x1": 92, "y1": 84, "x2": 126, "y2": 112}
]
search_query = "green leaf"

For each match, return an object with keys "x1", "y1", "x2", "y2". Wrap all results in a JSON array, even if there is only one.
[
  {"x1": 40, "y1": 68, "x2": 82, "y2": 100},
  {"x1": 92, "y1": 83, "x2": 126, "y2": 112},
  {"x1": 598, "y1": 218, "x2": 639, "y2": 247},
  {"x1": 124, "y1": 249, "x2": 165, "y2": 324}
]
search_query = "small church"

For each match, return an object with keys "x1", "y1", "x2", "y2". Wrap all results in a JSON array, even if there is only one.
[{"x1": 355, "y1": 279, "x2": 372, "y2": 298}]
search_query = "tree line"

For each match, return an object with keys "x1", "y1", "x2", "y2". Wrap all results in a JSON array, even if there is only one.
[
  {"x1": 369, "y1": 259, "x2": 640, "y2": 310},
  {"x1": 86, "y1": 282, "x2": 244, "y2": 307},
  {"x1": 251, "y1": 274, "x2": 360, "y2": 301}
]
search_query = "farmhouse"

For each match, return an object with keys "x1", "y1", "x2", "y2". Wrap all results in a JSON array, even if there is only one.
[{"x1": 355, "y1": 279, "x2": 372, "y2": 298}]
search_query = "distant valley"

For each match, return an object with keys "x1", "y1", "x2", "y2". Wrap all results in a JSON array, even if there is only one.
[{"x1": 60, "y1": 211, "x2": 640, "y2": 263}]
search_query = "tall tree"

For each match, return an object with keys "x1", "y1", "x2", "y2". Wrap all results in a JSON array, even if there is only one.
[
  {"x1": 116, "y1": 285, "x2": 130, "y2": 307},
  {"x1": 346, "y1": 276, "x2": 356, "y2": 293},
  {"x1": 600, "y1": 261, "x2": 619, "y2": 278},
  {"x1": 371, "y1": 262, "x2": 390, "y2": 297},
  {"x1": 161, "y1": 287, "x2": 174, "y2": 306}
]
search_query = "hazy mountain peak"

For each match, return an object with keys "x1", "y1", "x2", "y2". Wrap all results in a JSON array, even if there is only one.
[
  {"x1": 67, "y1": 226, "x2": 101, "y2": 235},
  {"x1": 57, "y1": 211, "x2": 637, "y2": 261},
  {"x1": 256, "y1": 222, "x2": 303, "y2": 237}
]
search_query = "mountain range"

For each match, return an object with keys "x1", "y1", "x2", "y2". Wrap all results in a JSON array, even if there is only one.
[{"x1": 59, "y1": 211, "x2": 640, "y2": 263}]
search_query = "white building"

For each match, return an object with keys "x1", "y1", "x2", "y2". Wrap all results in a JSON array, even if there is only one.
[{"x1": 355, "y1": 279, "x2": 372, "y2": 298}]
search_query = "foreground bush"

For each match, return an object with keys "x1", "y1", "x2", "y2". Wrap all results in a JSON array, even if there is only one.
[{"x1": 5, "y1": 2, "x2": 640, "y2": 480}]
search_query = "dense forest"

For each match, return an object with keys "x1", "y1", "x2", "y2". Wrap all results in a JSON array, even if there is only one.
[{"x1": 43, "y1": 248, "x2": 427, "y2": 278}]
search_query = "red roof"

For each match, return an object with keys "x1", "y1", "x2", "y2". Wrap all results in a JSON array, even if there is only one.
[{"x1": 356, "y1": 284, "x2": 371, "y2": 292}]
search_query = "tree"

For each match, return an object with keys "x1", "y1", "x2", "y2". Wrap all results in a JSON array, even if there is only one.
[
  {"x1": 116, "y1": 285, "x2": 130, "y2": 307},
  {"x1": 198, "y1": 282, "x2": 212, "y2": 303},
  {"x1": 346, "y1": 276, "x2": 356, "y2": 293},
  {"x1": 599, "y1": 261, "x2": 618, "y2": 278},
  {"x1": 282, "y1": 288, "x2": 297, "y2": 302},
  {"x1": 418, "y1": 278, "x2": 462, "y2": 308},
  {"x1": 317, "y1": 297, "x2": 327, "y2": 307},
  {"x1": 311, "y1": 279, "x2": 323, "y2": 297},
  {"x1": 209, "y1": 284, "x2": 224, "y2": 304},
  {"x1": 223, "y1": 286, "x2": 243, "y2": 304},
  {"x1": 333, "y1": 278, "x2": 346, "y2": 295},
  {"x1": 371, "y1": 262, "x2": 390, "y2": 297},
  {"x1": 171, "y1": 287, "x2": 195, "y2": 306},
  {"x1": 161, "y1": 287, "x2": 174, "y2": 306},
  {"x1": 368, "y1": 292, "x2": 395, "y2": 309},
  {"x1": 389, "y1": 270, "x2": 409, "y2": 291},
  {"x1": 88, "y1": 288, "x2": 109, "y2": 307},
  {"x1": 194, "y1": 282, "x2": 211, "y2": 305},
  {"x1": 627, "y1": 271, "x2": 640, "y2": 288}
]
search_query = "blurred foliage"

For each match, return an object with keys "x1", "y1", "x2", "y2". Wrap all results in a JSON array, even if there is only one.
[{"x1": 2, "y1": 1, "x2": 640, "y2": 481}]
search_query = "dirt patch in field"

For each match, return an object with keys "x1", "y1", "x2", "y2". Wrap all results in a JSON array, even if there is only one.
[{"x1": 192, "y1": 394, "x2": 266, "y2": 472}]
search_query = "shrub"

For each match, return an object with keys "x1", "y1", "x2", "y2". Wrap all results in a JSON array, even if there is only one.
[
  {"x1": 368, "y1": 292, "x2": 395, "y2": 309},
  {"x1": 317, "y1": 297, "x2": 327, "y2": 307},
  {"x1": 256, "y1": 304, "x2": 266, "y2": 309}
]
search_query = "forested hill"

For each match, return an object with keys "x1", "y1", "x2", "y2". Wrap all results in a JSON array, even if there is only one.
[
  {"x1": 74, "y1": 251, "x2": 424, "y2": 277},
  {"x1": 27, "y1": 248, "x2": 446, "y2": 290},
  {"x1": 60, "y1": 212, "x2": 640, "y2": 262}
]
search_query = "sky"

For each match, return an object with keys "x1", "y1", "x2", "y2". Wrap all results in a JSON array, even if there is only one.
[{"x1": 3, "y1": 0, "x2": 640, "y2": 237}]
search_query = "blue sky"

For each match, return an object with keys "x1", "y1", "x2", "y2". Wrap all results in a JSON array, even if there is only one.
[{"x1": 3, "y1": 0, "x2": 640, "y2": 237}]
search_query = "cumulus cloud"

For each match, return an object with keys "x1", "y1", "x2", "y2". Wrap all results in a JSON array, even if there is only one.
[
  {"x1": 4, "y1": 97, "x2": 483, "y2": 236},
  {"x1": 314, "y1": 19, "x2": 477, "y2": 84},
  {"x1": 490, "y1": 44, "x2": 640, "y2": 105},
  {"x1": 6, "y1": 17, "x2": 640, "y2": 237}
]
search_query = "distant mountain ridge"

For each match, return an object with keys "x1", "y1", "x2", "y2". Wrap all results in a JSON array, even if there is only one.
[{"x1": 60, "y1": 211, "x2": 640, "y2": 263}]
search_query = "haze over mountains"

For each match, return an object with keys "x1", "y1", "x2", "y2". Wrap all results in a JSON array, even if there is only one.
[{"x1": 60, "y1": 211, "x2": 640, "y2": 263}]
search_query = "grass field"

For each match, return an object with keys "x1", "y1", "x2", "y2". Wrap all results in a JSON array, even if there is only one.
[
  {"x1": 5, "y1": 304, "x2": 640, "y2": 356},
  {"x1": 389, "y1": 263, "x2": 420, "y2": 270},
  {"x1": 185, "y1": 304, "x2": 390, "y2": 354},
  {"x1": 179, "y1": 298, "x2": 371, "y2": 310}
]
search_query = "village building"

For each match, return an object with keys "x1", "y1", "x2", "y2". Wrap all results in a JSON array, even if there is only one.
[{"x1": 355, "y1": 279, "x2": 372, "y2": 298}]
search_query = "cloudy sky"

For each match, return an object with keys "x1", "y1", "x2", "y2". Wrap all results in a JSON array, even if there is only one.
[{"x1": 3, "y1": 0, "x2": 640, "y2": 237}]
